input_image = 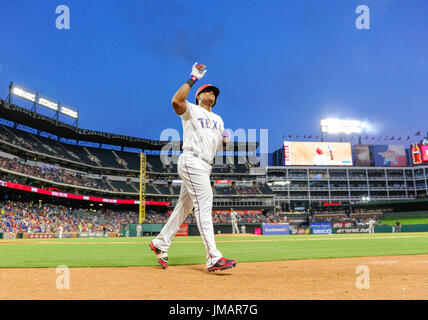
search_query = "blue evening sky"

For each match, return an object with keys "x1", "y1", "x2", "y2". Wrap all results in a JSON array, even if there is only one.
[{"x1": 0, "y1": 0, "x2": 427, "y2": 152}]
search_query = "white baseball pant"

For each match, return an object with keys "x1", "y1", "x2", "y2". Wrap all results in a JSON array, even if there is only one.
[
  {"x1": 152, "y1": 152, "x2": 222, "y2": 268},
  {"x1": 232, "y1": 221, "x2": 239, "y2": 234}
]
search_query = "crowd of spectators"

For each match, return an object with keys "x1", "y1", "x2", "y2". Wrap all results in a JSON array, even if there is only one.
[
  {"x1": 0, "y1": 156, "x2": 108, "y2": 190},
  {"x1": 0, "y1": 155, "x2": 272, "y2": 197},
  {"x1": 141, "y1": 211, "x2": 168, "y2": 224},
  {"x1": 215, "y1": 184, "x2": 262, "y2": 195},
  {"x1": 0, "y1": 201, "x2": 132, "y2": 234},
  {"x1": 0, "y1": 200, "x2": 288, "y2": 235},
  {"x1": 182, "y1": 210, "x2": 284, "y2": 224},
  {"x1": 0, "y1": 132, "x2": 35, "y2": 152}
]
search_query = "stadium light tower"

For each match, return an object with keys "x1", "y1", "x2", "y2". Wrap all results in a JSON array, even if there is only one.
[
  {"x1": 7, "y1": 81, "x2": 79, "y2": 127},
  {"x1": 320, "y1": 118, "x2": 368, "y2": 142}
]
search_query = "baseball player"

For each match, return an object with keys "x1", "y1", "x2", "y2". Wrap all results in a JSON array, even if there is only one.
[
  {"x1": 149, "y1": 62, "x2": 236, "y2": 272},
  {"x1": 136, "y1": 224, "x2": 142, "y2": 237},
  {"x1": 230, "y1": 208, "x2": 239, "y2": 234},
  {"x1": 240, "y1": 225, "x2": 246, "y2": 234},
  {"x1": 368, "y1": 218, "x2": 375, "y2": 234},
  {"x1": 313, "y1": 147, "x2": 334, "y2": 165},
  {"x1": 58, "y1": 225, "x2": 63, "y2": 238}
]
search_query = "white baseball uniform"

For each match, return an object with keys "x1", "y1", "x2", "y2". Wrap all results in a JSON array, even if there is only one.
[
  {"x1": 152, "y1": 100, "x2": 225, "y2": 268},
  {"x1": 231, "y1": 210, "x2": 239, "y2": 234},
  {"x1": 240, "y1": 225, "x2": 246, "y2": 234},
  {"x1": 58, "y1": 226, "x2": 63, "y2": 238},
  {"x1": 368, "y1": 219, "x2": 375, "y2": 234},
  {"x1": 136, "y1": 224, "x2": 142, "y2": 237}
]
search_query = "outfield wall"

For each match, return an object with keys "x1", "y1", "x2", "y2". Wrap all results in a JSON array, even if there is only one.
[
  {"x1": 382, "y1": 211, "x2": 428, "y2": 219},
  {"x1": 0, "y1": 232, "x2": 118, "y2": 239},
  {"x1": 123, "y1": 223, "x2": 263, "y2": 237}
]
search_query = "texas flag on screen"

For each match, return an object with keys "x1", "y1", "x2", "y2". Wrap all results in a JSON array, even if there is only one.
[{"x1": 375, "y1": 145, "x2": 407, "y2": 166}]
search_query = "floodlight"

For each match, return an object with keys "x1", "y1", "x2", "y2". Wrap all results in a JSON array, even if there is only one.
[
  {"x1": 38, "y1": 97, "x2": 58, "y2": 111},
  {"x1": 11, "y1": 86, "x2": 36, "y2": 102},
  {"x1": 321, "y1": 118, "x2": 363, "y2": 134},
  {"x1": 60, "y1": 106, "x2": 78, "y2": 119}
]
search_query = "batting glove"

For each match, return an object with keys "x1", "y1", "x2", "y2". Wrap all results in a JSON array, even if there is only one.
[
  {"x1": 222, "y1": 129, "x2": 231, "y2": 143},
  {"x1": 190, "y1": 62, "x2": 207, "y2": 81}
]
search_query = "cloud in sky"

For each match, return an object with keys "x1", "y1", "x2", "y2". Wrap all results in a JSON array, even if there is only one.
[{"x1": 117, "y1": 0, "x2": 225, "y2": 61}]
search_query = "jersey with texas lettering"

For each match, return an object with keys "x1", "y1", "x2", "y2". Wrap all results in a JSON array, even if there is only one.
[{"x1": 180, "y1": 100, "x2": 225, "y2": 161}]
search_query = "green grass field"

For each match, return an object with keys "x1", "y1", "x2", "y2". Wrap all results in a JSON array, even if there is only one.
[
  {"x1": 381, "y1": 217, "x2": 428, "y2": 225},
  {"x1": 1, "y1": 233, "x2": 428, "y2": 268}
]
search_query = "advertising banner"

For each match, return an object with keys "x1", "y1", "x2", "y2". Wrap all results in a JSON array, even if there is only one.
[
  {"x1": 332, "y1": 221, "x2": 355, "y2": 228},
  {"x1": 411, "y1": 144, "x2": 423, "y2": 164},
  {"x1": 176, "y1": 224, "x2": 188, "y2": 237},
  {"x1": 310, "y1": 222, "x2": 332, "y2": 234},
  {"x1": 54, "y1": 233, "x2": 74, "y2": 238},
  {"x1": 0, "y1": 179, "x2": 169, "y2": 206},
  {"x1": 213, "y1": 210, "x2": 262, "y2": 215},
  {"x1": 373, "y1": 145, "x2": 407, "y2": 167},
  {"x1": 283, "y1": 141, "x2": 353, "y2": 166},
  {"x1": 262, "y1": 223, "x2": 290, "y2": 235},
  {"x1": 421, "y1": 145, "x2": 428, "y2": 162},
  {"x1": 77, "y1": 232, "x2": 105, "y2": 238},
  {"x1": 215, "y1": 180, "x2": 231, "y2": 185},
  {"x1": 353, "y1": 144, "x2": 371, "y2": 166},
  {"x1": 336, "y1": 227, "x2": 369, "y2": 234},
  {"x1": 29, "y1": 233, "x2": 53, "y2": 239},
  {"x1": 4, "y1": 233, "x2": 16, "y2": 239}
]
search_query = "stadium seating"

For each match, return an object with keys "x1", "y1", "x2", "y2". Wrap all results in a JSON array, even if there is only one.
[
  {"x1": 86, "y1": 148, "x2": 127, "y2": 169},
  {"x1": 0, "y1": 125, "x2": 260, "y2": 175},
  {"x1": 110, "y1": 180, "x2": 137, "y2": 193}
]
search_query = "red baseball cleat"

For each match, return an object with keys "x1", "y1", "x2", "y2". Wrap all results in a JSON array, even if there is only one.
[
  {"x1": 208, "y1": 257, "x2": 237, "y2": 272},
  {"x1": 149, "y1": 241, "x2": 168, "y2": 269}
]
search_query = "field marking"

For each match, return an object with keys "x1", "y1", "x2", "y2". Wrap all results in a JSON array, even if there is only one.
[
  {"x1": 411, "y1": 260, "x2": 428, "y2": 264},
  {"x1": 1, "y1": 234, "x2": 428, "y2": 245},
  {"x1": 367, "y1": 260, "x2": 398, "y2": 265}
]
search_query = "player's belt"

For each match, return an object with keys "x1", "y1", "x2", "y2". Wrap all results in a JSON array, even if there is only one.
[{"x1": 183, "y1": 148, "x2": 213, "y2": 165}]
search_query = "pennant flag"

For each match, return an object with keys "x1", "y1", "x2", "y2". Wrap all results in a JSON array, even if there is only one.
[
  {"x1": 406, "y1": 136, "x2": 410, "y2": 140},
  {"x1": 415, "y1": 131, "x2": 421, "y2": 136},
  {"x1": 391, "y1": 136, "x2": 395, "y2": 140}
]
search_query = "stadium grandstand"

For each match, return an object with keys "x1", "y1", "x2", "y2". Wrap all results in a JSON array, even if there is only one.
[{"x1": 0, "y1": 94, "x2": 427, "y2": 237}]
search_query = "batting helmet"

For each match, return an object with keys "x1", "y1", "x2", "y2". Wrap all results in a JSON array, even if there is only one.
[{"x1": 195, "y1": 84, "x2": 220, "y2": 107}]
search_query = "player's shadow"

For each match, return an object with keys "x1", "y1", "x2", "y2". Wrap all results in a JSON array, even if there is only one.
[{"x1": 188, "y1": 265, "x2": 234, "y2": 276}]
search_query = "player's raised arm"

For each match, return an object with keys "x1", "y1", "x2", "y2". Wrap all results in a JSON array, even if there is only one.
[{"x1": 171, "y1": 62, "x2": 207, "y2": 115}]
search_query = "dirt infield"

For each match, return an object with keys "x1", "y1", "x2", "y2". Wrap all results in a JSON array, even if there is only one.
[{"x1": 1, "y1": 254, "x2": 427, "y2": 300}]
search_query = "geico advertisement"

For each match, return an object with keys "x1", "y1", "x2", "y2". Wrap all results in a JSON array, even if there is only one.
[{"x1": 283, "y1": 141, "x2": 353, "y2": 166}]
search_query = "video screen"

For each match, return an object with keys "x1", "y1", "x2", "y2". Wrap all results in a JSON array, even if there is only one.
[{"x1": 283, "y1": 141, "x2": 353, "y2": 166}]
